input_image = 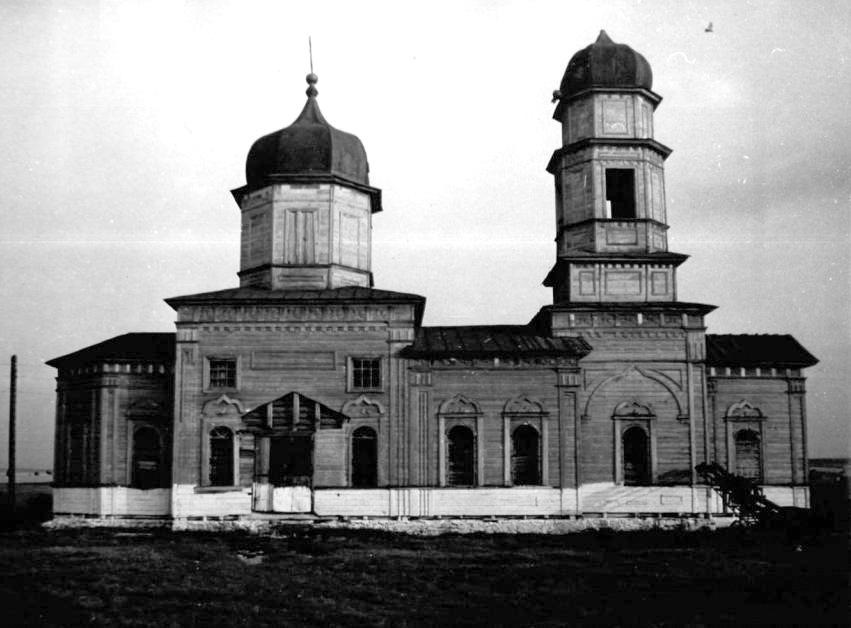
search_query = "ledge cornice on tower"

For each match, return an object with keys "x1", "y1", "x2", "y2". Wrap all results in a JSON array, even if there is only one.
[
  {"x1": 547, "y1": 137, "x2": 672, "y2": 174},
  {"x1": 230, "y1": 175, "x2": 382, "y2": 211},
  {"x1": 554, "y1": 86, "x2": 663, "y2": 120}
]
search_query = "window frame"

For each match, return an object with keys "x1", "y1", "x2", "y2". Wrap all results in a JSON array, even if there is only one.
[
  {"x1": 604, "y1": 167, "x2": 637, "y2": 220},
  {"x1": 446, "y1": 424, "x2": 477, "y2": 487},
  {"x1": 510, "y1": 423, "x2": 542, "y2": 486},
  {"x1": 130, "y1": 424, "x2": 165, "y2": 490},
  {"x1": 208, "y1": 425, "x2": 237, "y2": 487},
  {"x1": 733, "y1": 428, "x2": 764, "y2": 483},
  {"x1": 347, "y1": 356, "x2": 383, "y2": 393},
  {"x1": 204, "y1": 356, "x2": 240, "y2": 393}
]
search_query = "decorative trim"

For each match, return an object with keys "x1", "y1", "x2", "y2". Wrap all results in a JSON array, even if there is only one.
[
  {"x1": 125, "y1": 398, "x2": 165, "y2": 419},
  {"x1": 438, "y1": 394, "x2": 481, "y2": 416},
  {"x1": 429, "y1": 357, "x2": 578, "y2": 370},
  {"x1": 724, "y1": 399, "x2": 765, "y2": 421},
  {"x1": 342, "y1": 395, "x2": 385, "y2": 418},
  {"x1": 611, "y1": 400, "x2": 655, "y2": 419},
  {"x1": 202, "y1": 394, "x2": 246, "y2": 418},
  {"x1": 503, "y1": 395, "x2": 546, "y2": 415}
]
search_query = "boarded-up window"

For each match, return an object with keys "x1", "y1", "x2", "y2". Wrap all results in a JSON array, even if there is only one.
[
  {"x1": 132, "y1": 426, "x2": 162, "y2": 489},
  {"x1": 209, "y1": 426, "x2": 234, "y2": 486},
  {"x1": 622, "y1": 426, "x2": 650, "y2": 486},
  {"x1": 511, "y1": 425, "x2": 540, "y2": 485},
  {"x1": 447, "y1": 426, "x2": 475, "y2": 486},
  {"x1": 735, "y1": 430, "x2": 762, "y2": 481},
  {"x1": 285, "y1": 210, "x2": 316, "y2": 264},
  {"x1": 352, "y1": 426, "x2": 378, "y2": 488}
]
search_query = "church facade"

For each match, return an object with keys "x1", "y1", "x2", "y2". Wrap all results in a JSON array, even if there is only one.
[{"x1": 48, "y1": 33, "x2": 817, "y2": 522}]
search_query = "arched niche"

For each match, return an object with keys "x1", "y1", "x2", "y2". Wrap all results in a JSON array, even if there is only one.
[{"x1": 583, "y1": 366, "x2": 685, "y2": 420}]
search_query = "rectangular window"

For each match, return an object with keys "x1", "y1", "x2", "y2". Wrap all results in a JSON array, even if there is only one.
[
  {"x1": 350, "y1": 357, "x2": 381, "y2": 390},
  {"x1": 605, "y1": 169, "x2": 636, "y2": 219},
  {"x1": 209, "y1": 358, "x2": 237, "y2": 389}
]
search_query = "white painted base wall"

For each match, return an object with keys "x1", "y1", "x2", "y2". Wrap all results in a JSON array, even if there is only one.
[
  {"x1": 53, "y1": 487, "x2": 170, "y2": 516},
  {"x1": 314, "y1": 487, "x2": 577, "y2": 518},
  {"x1": 272, "y1": 486, "x2": 312, "y2": 512},
  {"x1": 171, "y1": 485, "x2": 251, "y2": 518},
  {"x1": 52, "y1": 484, "x2": 809, "y2": 519},
  {"x1": 763, "y1": 486, "x2": 809, "y2": 508}
]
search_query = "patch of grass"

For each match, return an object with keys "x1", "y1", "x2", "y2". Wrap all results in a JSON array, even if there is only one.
[{"x1": 0, "y1": 527, "x2": 846, "y2": 626}]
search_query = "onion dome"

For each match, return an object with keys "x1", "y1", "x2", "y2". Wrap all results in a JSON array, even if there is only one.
[
  {"x1": 559, "y1": 30, "x2": 653, "y2": 99},
  {"x1": 244, "y1": 74, "x2": 370, "y2": 192}
]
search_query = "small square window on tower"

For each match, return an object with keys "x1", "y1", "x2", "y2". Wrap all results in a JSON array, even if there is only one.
[
  {"x1": 349, "y1": 357, "x2": 382, "y2": 391},
  {"x1": 208, "y1": 358, "x2": 237, "y2": 390},
  {"x1": 605, "y1": 168, "x2": 636, "y2": 219}
]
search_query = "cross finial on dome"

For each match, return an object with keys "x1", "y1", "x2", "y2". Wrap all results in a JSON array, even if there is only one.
[
  {"x1": 596, "y1": 30, "x2": 614, "y2": 44},
  {"x1": 305, "y1": 36, "x2": 318, "y2": 97}
]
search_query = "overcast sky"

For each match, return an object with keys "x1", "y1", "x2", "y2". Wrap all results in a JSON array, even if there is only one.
[{"x1": 0, "y1": 0, "x2": 848, "y2": 468}]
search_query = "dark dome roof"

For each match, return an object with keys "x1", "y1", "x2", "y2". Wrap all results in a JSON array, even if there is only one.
[
  {"x1": 244, "y1": 76, "x2": 370, "y2": 191},
  {"x1": 559, "y1": 30, "x2": 653, "y2": 98}
]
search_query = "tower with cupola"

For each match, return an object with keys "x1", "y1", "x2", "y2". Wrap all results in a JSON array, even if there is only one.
[
  {"x1": 535, "y1": 31, "x2": 715, "y2": 343},
  {"x1": 230, "y1": 73, "x2": 382, "y2": 290},
  {"x1": 544, "y1": 30, "x2": 685, "y2": 306}
]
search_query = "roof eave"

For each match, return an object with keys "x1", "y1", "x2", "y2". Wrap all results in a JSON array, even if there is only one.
[{"x1": 231, "y1": 174, "x2": 382, "y2": 212}]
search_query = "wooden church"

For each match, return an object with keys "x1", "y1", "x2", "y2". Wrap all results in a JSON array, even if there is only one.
[{"x1": 48, "y1": 32, "x2": 817, "y2": 522}]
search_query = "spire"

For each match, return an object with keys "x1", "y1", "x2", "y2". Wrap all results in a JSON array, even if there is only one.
[
  {"x1": 306, "y1": 36, "x2": 317, "y2": 98},
  {"x1": 596, "y1": 29, "x2": 614, "y2": 45}
]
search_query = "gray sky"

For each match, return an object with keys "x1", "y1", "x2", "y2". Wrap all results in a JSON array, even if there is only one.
[{"x1": 0, "y1": 0, "x2": 848, "y2": 468}]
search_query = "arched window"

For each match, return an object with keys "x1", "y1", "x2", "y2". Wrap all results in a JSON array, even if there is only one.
[
  {"x1": 511, "y1": 425, "x2": 540, "y2": 485},
  {"x1": 447, "y1": 425, "x2": 475, "y2": 486},
  {"x1": 351, "y1": 426, "x2": 378, "y2": 488},
  {"x1": 734, "y1": 429, "x2": 762, "y2": 481},
  {"x1": 209, "y1": 426, "x2": 234, "y2": 486},
  {"x1": 622, "y1": 426, "x2": 650, "y2": 486},
  {"x1": 132, "y1": 426, "x2": 162, "y2": 489}
]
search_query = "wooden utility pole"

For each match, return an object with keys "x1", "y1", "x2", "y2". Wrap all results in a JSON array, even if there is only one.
[{"x1": 7, "y1": 355, "x2": 16, "y2": 514}]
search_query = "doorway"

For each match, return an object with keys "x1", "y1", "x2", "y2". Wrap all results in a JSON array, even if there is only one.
[
  {"x1": 351, "y1": 426, "x2": 378, "y2": 487},
  {"x1": 269, "y1": 436, "x2": 313, "y2": 487},
  {"x1": 622, "y1": 426, "x2": 650, "y2": 485}
]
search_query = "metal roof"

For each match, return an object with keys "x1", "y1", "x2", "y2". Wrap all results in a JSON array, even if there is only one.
[
  {"x1": 47, "y1": 333, "x2": 176, "y2": 368},
  {"x1": 706, "y1": 334, "x2": 818, "y2": 368},
  {"x1": 400, "y1": 325, "x2": 592, "y2": 360}
]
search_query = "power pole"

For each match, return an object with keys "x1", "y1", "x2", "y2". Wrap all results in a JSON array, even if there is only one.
[{"x1": 7, "y1": 355, "x2": 16, "y2": 515}]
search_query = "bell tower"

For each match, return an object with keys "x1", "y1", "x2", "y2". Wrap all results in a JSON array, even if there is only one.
[
  {"x1": 533, "y1": 31, "x2": 715, "y2": 340},
  {"x1": 544, "y1": 30, "x2": 686, "y2": 304}
]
